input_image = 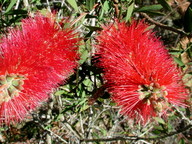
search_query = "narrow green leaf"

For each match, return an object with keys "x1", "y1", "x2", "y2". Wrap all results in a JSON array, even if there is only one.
[
  {"x1": 79, "y1": 49, "x2": 88, "y2": 64},
  {"x1": 54, "y1": 90, "x2": 65, "y2": 96},
  {"x1": 167, "y1": 122, "x2": 173, "y2": 131},
  {"x1": 157, "y1": 0, "x2": 172, "y2": 11},
  {"x1": 173, "y1": 57, "x2": 185, "y2": 67},
  {"x1": 80, "y1": 104, "x2": 89, "y2": 112},
  {"x1": 99, "y1": 1, "x2": 109, "y2": 20},
  {"x1": 144, "y1": 11, "x2": 165, "y2": 16},
  {"x1": 184, "y1": 4, "x2": 192, "y2": 33},
  {"x1": 99, "y1": 8, "x2": 104, "y2": 20},
  {"x1": 135, "y1": 4, "x2": 163, "y2": 12},
  {"x1": 179, "y1": 138, "x2": 186, "y2": 144},
  {"x1": 84, "y1": 25, "x2": 103, "y2": 31},
  {"x1": 66, "y1": 0, "x2": 78, "y2": 12},
  {"x1": 5, "y1": 9, "x2": 28, "y2": 15},
  {"x1": 82, "y1": 78, "x2": 92, "y2": 87},
  {"x1": 152, "y1": 129, "x2": 161, "y2": 135},
  {"x1": 103, "y1": 1, "x2": 109, "y2": 11},
  {"x1": 5, "y1": 0, "x2": 17, "y2": 13},
  {"x1": 86, "y1": 0, "x2": 95, "y2": 11},
  {"x1": 169, "y1": 50, "x2": 183, "y2": 55},
  {"x1": 125, "y1": 1, "x2": 134, "y2": 22},
  {"x1": 187, "y1": 62, "x2": 192, "y2": 65},
  {"x1": 154, "y1": 117, "x2": 165, "y2": 124}
]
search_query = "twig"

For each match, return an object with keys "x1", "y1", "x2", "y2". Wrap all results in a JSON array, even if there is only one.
[
  {"x1": 79, "y1": 114, "x2": 84, "y2": 134},
  {"x1": 140, "y1": 12, "x2": 188, "y2": 36},
  {"x1": 159, "y1": 2, "x2": 183, "y2": 23},
  {"x1": 23, "y1": 0, "x2": 30, "y2": 11},
  {"x1": 86, "y1": 106, "x2": 94, "y2": 138},
  {"x1": 113, "y1": 0, "x2": 119, "y2": 17},
  {"x1": 135, "y1": 140, "x2": 152, "y2": 144},
  {"x1": 139, "y1": 126, "x2": 154, "y2": 137},
  {"x1": 39, "y1": 124, "x2": 68, "y2": 143},
  {"x1": 70, "y1": 12, "x2": 87, "y2": 27},
  {"x1": 174, "y1": 106, "x2": 192, "y2": 125},
  {"x1": 80, "y1": 124, "x2": 192, "y2": 142},
  {"x1": 76, "y1": 3, "x2": 99, "y2": 31},
  {"x1": 62, "y1": 121, "x2": 83, "y2": 139},
  {"x1": 15, "y1": 0, "x2": 20, "y2": 10},
  {"x1": 46, "y1": 0, "x2": 51, "y2": 11},
  {"x1": 58, "y1": 0, "x2": 65, "y2": 19},
  {"x1": 63, "y1": 0, "x2": 72, "y2": 12}
]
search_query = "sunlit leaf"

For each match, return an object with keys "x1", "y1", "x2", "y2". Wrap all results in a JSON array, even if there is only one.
[
  {"x1": 154, "y1": 117, "x2": 165, "y2": 124},
  {"x1": 173, "y1": 57, "x2": 185, "y2": 67},
  {"x1": 5, "y1": 0, "x2": 17, "y2": 13},
  {"x1": 66, "y1": 0, "x2": 78, "y2": 11},
  {"x1": 86, "y1": 0, "x2": 95, "y2": 11},
  {"x1": 125, "y1": 0, "x2": 134, "y2": 22}
]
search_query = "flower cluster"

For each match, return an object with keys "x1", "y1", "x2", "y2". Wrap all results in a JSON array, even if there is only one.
[
  {"x1": 0, "y1": 12, "x2": 188, "y2": 125},
  {"x1": 0, "y1": 13, "x2": 79, "y2": 124},
  {"x1": 96, "y1": 20, "x2": 188, "y2": 123}
]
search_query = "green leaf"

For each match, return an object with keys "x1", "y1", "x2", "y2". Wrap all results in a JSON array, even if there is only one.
[
  {"x1": 84, "y1": 25, "x2": 103, "y2": 31},
  {"x1": 82, "y1": 78, "x2": 92, "y2": 87},
  {"x1": 154, "y1": 117, "x2": 165, "y2": 124},
  {"x1": 99, "y1": 1, "x2": 110, "y2": 20},
  {"x1": 77, "y1": 98, "x2": 87, "y2": 106},
  {"x1": 157, "y1": 0, "x2": 172, "y2": 11},
  {"x1": 187, "y1": 62, "x2": 192, "y2": 65},
  {"x1": 103, "y1": 0, "x2": 109, "y2": 12},
  {"x1": 145, "y1": 11, "x2": 165, "y2": 16},
  {"x1": 173, "y1": 57, "x2": 185, "y2": 67},
  {"x1": 54, "y1": 90, "x2": 65, "y2": 96},
  {"x1": 152, "y1": 125, "x2": 164, "y2": 134},
  {"x1": 100, "y1": 128, "x2": 107, "y2": 136},
  {"x1": 169, "y1": 50, "x2": 183, "y2": 55},
  {"x1": 125, "y1": 1, "x2": 134, "y2": 22},
  {"x1": 167, "y1": 122, "x2": 173, "y2": 131},
  {"x1": 152, "y1": 129, "x2": 161, "y2": 135},
  {"x1": 80, "y1": 104, "x2": 89, "y2": 112},
  {"x1": 66, "y1": 0, "x2": 78, "y2": 12},
  {"x1": 86, "y1": 0, "x2": 95, "y2": 11},
  {"x1": 185, "y1": 43, "x2": 192, "y2": 58},
  {"x1": 5, "y1": 0, "x2": 17, "y2": 13},
  {"x1": 184, "y1": 4, "x2": 192, "y2": 33},
  {"x1": 135, "y1": 4, "x2": 163, "y2": 12},
  {"x1": 179, "y1": 138, "x2": 186, "y2": 144},
  {"x1": 79, "y1": 49, "x2": 89, "y2": 64},
  {"x1": 5, "y1": 9, "x2": 28, "y2": 15},
  {"x1": 0, "y1": 127, "x2": 6, "y2": 132}
]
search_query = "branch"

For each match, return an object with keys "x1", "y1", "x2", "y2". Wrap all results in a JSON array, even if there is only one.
[
  {"x1": 174, "y1": 106, "x2": 192, "y2": 125},
  {"x1": 39, "y1": 124, "x2": 68, "y2": 143},
  {"x1": 80, "y1": 124, "x2": 192, "y2": 142},
  {"x1": 140, "y1": 12, "x2": 188, "y2": 36}
]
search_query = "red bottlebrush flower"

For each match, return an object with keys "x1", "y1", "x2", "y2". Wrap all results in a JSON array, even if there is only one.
[
  {"x1": 96, "y1": 20, "x2": 188, "y2": 123},
  {"x1": 0, "y1": 13, "x2": 79, "y2": 124}
]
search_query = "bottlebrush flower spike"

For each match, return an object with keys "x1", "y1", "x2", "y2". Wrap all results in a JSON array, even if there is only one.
[
  {"x1": 0, "y1": 13, "x2": 79, "y2": 124},
  {"x1": 96, "y1": 20, "x2": 188, "y2": 123}
]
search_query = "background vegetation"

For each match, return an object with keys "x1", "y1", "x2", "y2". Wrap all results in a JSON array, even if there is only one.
[{"x1": 0, "y1": 0, "x2": 192, "y2": 143}]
